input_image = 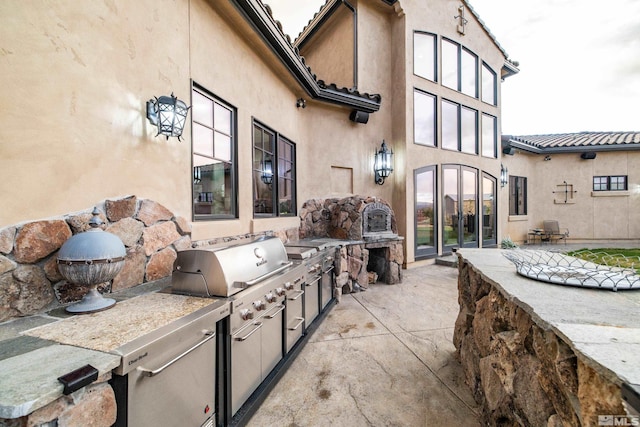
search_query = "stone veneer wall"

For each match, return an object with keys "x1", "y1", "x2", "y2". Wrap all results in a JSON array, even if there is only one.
[
  {"x1": 2, "y1": 375, "x2": 117, "y2": 427},
  {"x1": 454, "y1": 257, "x2": 625, "y2": 426},
  {"x1": 0, "y1": 195, "x2": 195, "y2": 322}
]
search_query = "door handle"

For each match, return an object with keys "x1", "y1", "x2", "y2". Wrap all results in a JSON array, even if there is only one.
[
  {"x1": 265, "y1": 304, "x2": 284, "y2": 319},
  {"x1": 288, "y1": 317, "x2": 304, "y2": 331},
  {"x1": 137, "y1": 331, "x2": 216, "y2": 377},
  {"x1": 287, "y1": 290, "x2": 304, "y2": 300},
  {"x1": 234, "y1": 322, "x2": 263, "y2": 341}
]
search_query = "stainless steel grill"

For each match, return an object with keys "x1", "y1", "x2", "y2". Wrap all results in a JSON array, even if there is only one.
[{"x1": 171, "y1": 236, "x2": 293, "y2": 297}]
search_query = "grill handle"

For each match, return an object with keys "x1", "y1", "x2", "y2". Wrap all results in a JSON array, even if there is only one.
[
  {"x1": 265, "y1": 304, "x2": 285, "y2": 319},
  {"x1": 137, "y1": 331, "x2": 216, "y2": 377},
  {"x1": 287, "y1": 290, "x2": 304, "y2": 301},
  {"x1": 234, "y1": 261, "x2": 294, "y2": 288},
  {"x1": 234, "y1": 322, "x2": 263, "y2": 341},
  {"x1": 288, "y1": 317, "x2": 304, "y2": 331}
]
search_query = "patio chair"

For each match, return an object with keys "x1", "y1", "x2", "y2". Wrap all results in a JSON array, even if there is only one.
[{"x1": 542, "y1": 220, "x2": 569, "y2": 244}]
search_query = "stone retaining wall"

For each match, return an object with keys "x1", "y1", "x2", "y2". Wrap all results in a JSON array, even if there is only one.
[{"x1": 453, "y1": 257, "x2": 625, "y2": 426}]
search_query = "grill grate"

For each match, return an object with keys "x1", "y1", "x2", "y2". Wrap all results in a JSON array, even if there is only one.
[{"x1": 503, "y1": 249, "x2": 640, "y2": 291}]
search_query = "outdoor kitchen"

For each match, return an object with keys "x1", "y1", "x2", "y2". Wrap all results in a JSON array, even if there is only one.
[{"x1": 0, "y1": 195, "x2": 404, "y2": 426}]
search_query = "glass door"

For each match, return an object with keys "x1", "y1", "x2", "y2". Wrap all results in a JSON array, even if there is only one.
[
  {"x1": 442, "y1": 165, "x2": 478, "y2": 253},
  {"x1": 415, "y1": 166, "x2": 437, "y2": 258},
  {"x1": 482, "y1": 174, "x2": 497, "y2": 246}
]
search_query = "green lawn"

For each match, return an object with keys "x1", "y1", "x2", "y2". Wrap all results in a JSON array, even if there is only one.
[{"x1": 567, "y1": 248, "x2": 640, "y2": 270}]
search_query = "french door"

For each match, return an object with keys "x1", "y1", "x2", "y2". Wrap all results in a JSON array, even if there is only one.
[{"x1": 442, "y1": 165, "x2": 478, "y2": 253}]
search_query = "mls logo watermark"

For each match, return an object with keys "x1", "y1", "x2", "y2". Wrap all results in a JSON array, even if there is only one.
[{"x1": 598, "y1": 415, "x2": 640, "y2": 426}]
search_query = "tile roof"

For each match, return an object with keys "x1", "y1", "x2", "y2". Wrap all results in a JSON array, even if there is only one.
[{"x1": 504, "y1": 132, "x2": 640, "y2": 153}]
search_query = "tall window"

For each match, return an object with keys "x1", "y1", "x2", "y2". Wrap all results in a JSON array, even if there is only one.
[
  {"x1": 442, "y1": 38, "x2": 478, "y2": 98},
  {"x1": 191, "y1": 85, "x2": 236, "y2": 220},
  {"x1": 253, "y1": 122, "x2": 296, "y2": 217},
  {"x1": 414, "y1": 89, "x2": 436, "y2": 146},
  {"x1": 481, "y1": 113, "x2": 497, "y2": 158},
  {"x1": 509, "y1": 176, "x2": 527, "y2": 215},
  {"x1": 593, "y1": 175, "x2": 627, "y2": 191},
  {"x1": 442, "y1": 99, "x2": 477, "y2": 154},
  {"x1": 482, "y1": 62, "x2": 497, "y2": 105},
  {"x1": 414, "y1": 32, "x2": 436, "y2": 81},
  {"x1": 415, "y1": 166, "x2": 437, "y2": 258}
]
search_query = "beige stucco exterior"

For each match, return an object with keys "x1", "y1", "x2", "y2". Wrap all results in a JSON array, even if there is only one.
[
  {"x1": 502, "y1": 149, "x2": 640, "y2": 243},
  {"x1": 1, "y1": 0, "x2": 517, "y2": 266}
]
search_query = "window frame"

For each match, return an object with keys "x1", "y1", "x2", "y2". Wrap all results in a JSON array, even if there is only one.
[
  {"x1": 413, "y1": 31, "x2": 437, "y2": 82},
  {"x1": 593, "y1": 175, "x2": 628, "y2": 191},
  {"x1": 509, "y1": 175, "x2": 527, "y2": 216},
  {"x1": 191, "y1": 82, "x2": 238, "y2": 221},
  {"x1": 441, "y1": 38, "x2": 478, "y2": 98},
  {"x1": 481, "y1": 62, "x2": 497, "y2": 105},
  {"x1": 481, "y1": 113, "x2": 497, "y2": 158},
  {"x1": 413, "y1": 88, "x2": 437, "y2": 147},
  {"x1": 441, "y1": 98, "x2": 478, "y2": 155},
  {"x1": 252, "y1": 120, "x2": 297, "y2": 218}
]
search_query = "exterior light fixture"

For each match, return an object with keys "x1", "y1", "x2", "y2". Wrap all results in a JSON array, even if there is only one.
[
  {"x1": 296, "y1": 98, "x2": 306, "y2": 108},
  {"x1": 146, "y1": 93, "x2": 190, "y2": 140},
  {"x1": 374, "y1": 140, "x2": 394, "y2": 185},
  {"x1": 500, "y1": 164, "x2": 508, "y2": 188},
  {"x1": 261, "y1": 159, "x2": 273, "y2": 185}
]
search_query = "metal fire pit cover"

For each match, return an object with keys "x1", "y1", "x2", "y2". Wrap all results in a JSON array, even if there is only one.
[
  {"x1": 503, "y1": 249, "x2": 640, "y2": 291},
  {"x1": 57, "y1": 207, "x2": 126, "y2": 313}
]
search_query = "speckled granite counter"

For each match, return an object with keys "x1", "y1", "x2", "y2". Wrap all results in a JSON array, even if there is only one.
[
  {"x1": 23, "y1": 292, "x2": 221, "y2": 353},
  {"x1": 0, "y1": 287, "x2": 228, "y2": 420}
]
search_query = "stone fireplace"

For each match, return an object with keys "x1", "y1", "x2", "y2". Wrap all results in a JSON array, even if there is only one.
[{"x1": 299, "y1": 196, "x2": 404, "y2": 294}]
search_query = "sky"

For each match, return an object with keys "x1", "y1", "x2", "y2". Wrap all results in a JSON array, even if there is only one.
[{"x1": 266, "y1": 0, "x2": 640, "y2": 135}]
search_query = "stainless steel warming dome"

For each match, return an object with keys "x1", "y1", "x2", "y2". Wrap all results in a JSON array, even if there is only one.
[
  {"x1": 171, "y1": 236, "x2": 292, "y2": 297},
  {"x1": 56, "y1": 207, "x2": 126, "y2": 313}
]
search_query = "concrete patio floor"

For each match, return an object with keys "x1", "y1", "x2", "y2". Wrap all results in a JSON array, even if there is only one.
[
  {"x1": 246, "y1": 263, "x2": 480, "y2": 427},
  {"x1": 246, "y1": 241, "x2": 640, "y2": 426}
]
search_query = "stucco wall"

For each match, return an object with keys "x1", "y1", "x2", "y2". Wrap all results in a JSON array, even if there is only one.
[
  {"x1": 503, "y1": 150, "x2": 640, "y2": 242},
  {"x1": 0, "y1": 0, "x2": 191, "y2": 228},
  {"x1": 0, "y1": 0, "x2": 393, "y2": 244}
]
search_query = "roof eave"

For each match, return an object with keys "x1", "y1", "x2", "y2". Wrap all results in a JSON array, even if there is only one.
[{"x1": 230, "y1": 0, "x2": 381, "y2": 113}]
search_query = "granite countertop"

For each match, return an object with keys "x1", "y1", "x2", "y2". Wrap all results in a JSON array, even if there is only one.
[
  {"x1": 23, "y1": 292, "x2": 220, "y2": 353},
  {"x1": 458, "y1": 249, "x2": 640, "y2": 389},
  {"x1": 0, "y1": 282, "x2": 227, "y2": 420}
]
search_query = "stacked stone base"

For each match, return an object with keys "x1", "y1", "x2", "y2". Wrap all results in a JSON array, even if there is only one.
[{"x1": 454, "y1": 258, "x2": 625, "y2": 427}]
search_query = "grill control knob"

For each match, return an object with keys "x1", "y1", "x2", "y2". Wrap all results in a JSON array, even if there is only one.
[
  {"x1": 253, "y1": 300, "x2": 266, "y2": 311},
  {"x1": 275, "y1": 287, "x2": 286, "y2": 296},
  {"x1": 284, "y1": 281, "x2": 293, "y2": 291},
  {"x1": 240, "y1": 309, "x2": 253, "y2": 320},
  {"x1": 265, "y1": 292, "x2": 276, "y2": 303}
]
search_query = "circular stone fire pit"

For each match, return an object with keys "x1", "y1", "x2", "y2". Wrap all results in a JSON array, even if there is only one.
[
  {"x1": 503, "y1": 249, "x2": 640, "y2": 291},
  {"x1": 56, "y1": 207, "x2": 126, "y2": 313}
]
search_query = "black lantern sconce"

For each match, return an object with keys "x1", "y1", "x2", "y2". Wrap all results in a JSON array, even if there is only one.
[
  {"x1": 146, "y1": 93, "x2": 190, "y2": 140},
  {"x1": 261, "y1": 158, "x2": 273, "y2": 185},
  {"x1": 500, "y1": 164, "x2": 508, "y2": 188},
  {"x1": 374, "y1": 140, "x2": 394, "y2": 185}
]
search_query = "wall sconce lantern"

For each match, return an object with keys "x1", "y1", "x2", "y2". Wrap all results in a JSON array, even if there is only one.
[
  {"x1": 261, "y1": 159, "x2": 273, "y2": 185},
  {"x1": 500, "y1": 164, "x2": 508, "y2": 188},
  {"x1": 374, "y1": 140, "x2": 394, "y2": 185},
  {"x1": 146, "y1": 93, "x2": 190, "y2": 140}
]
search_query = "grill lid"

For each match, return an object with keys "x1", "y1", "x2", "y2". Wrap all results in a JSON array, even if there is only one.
[{"x1": 172, "y1": 236, "x2": 291, "y2": 297}]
